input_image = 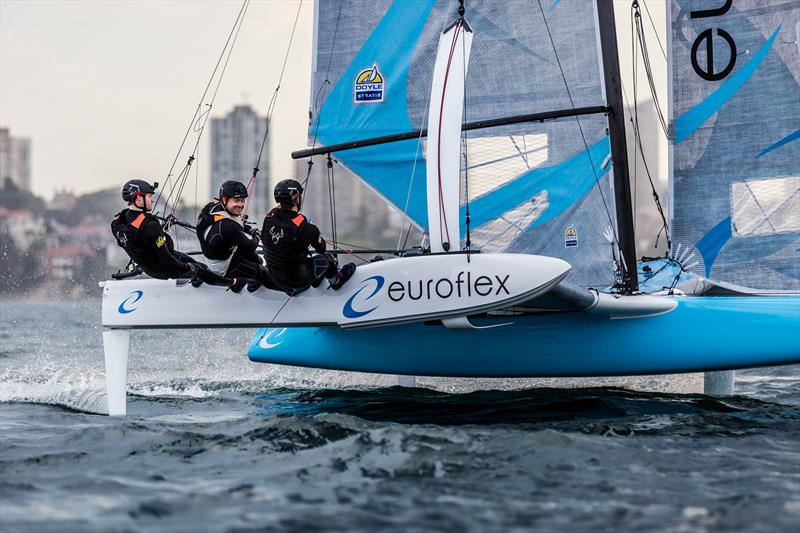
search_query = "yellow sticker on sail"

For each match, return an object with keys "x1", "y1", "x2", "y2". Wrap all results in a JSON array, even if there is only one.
[
  {"x1": 354, "y1": 64, "x2": 385, "y2": 104},
  {"x1": 564, "y1": 225, "x2": 578, "y2": 247}
]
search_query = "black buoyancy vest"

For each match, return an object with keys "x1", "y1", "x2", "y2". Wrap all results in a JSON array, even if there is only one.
[
  {"x1": 196, "y1": 201, "x2": 240, "y2": 259},
  {"x1": 111, "y1": 209, "x2": 150, "y2": 262},
  {"x1": 263, "y1": 210, "x2": 309, "y2": 271}
]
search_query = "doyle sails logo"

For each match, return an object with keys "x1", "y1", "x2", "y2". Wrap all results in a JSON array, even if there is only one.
[
  {"x1": 564, "y1": 225, "x2": 578, "y2": 247},
  {"x1": 354, "y1": 65, "x2": 385, "y2": 104},
  {"x1": 118, "y1": 290, "x2": 143, "y2": 314}
]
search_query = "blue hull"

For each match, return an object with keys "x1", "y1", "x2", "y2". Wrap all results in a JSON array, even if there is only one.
[{"x1": 248, "y1": 296, "x2": 800, "y2": 377}]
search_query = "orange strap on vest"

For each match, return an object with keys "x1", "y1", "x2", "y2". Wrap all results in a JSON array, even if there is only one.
[
  {"x1": 292, "y1": 214, "x2": 305, "y2": 227},
  {"x1": 131, "y1": 213, "x2": 146, "y2": 229}
]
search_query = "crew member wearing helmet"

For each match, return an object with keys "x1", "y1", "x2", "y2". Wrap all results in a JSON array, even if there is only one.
[
  {"x1": 196, "y1": 180, "x2": 276, "y2": 293},
  {"x1": 261, "y1": 179, "x2": 356, "y2": 295},
  {"x1": 112, "y1": 179, "x2": 212, "y2": 282}
]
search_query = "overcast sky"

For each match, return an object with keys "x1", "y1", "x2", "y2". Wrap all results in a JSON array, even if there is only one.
[
  {"x1": 1, "y1": 0, "x2": 666, "y2": 205},
  {"x1": 1, "y1": 0, "x2": 314, "y2": 201}
]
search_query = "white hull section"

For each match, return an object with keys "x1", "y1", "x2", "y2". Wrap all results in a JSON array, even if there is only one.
[{"x1": 102, "y1": 253, "x2": 570, "y2": 330}]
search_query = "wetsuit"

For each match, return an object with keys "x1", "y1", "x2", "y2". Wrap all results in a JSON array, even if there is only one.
[
  {"x1": 111, "y1": 208, "x2": 221, "y2": 284},
  {"x1": 196, "y1": 201, "x2": 276, "y2": 289},
  {"x1": 261, "y1": 207, "x2": 338, "y2": 292}
]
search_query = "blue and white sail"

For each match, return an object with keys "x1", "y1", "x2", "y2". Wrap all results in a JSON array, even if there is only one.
[
  {"x1": 668, "y1": 0, "x2": 800, "y2": 290},
  {"x1": 310, "y1": 0, "x2": 619, "y2": 287}
]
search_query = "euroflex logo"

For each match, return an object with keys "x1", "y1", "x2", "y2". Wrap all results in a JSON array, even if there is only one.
[
  {"x1": 342, "y1": 272, "x2": 512, "y2": 319},
  {"x1": 353, "y1": 64, "x2": 385, "y2": 104}
]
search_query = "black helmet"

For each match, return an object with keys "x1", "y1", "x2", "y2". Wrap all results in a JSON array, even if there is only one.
[
  {"x1": 274, "y1": 179, "x2": 304, "y2": 206},
  {"x1": 218, "y1": 180, "x2": 248, "y2": 200},
  {"x1": 122, "y1": 180, "x2": 157, "y2": 203}
]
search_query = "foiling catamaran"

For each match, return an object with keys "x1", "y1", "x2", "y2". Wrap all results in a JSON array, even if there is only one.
[{"x1": 101, "y1": 0, "x2": 800, "y2": 415}]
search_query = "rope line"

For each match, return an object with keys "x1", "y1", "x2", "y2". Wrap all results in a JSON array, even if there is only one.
[
  {"x1": 244, "y1": 0, "x2": 304, "y2": 218},
  {"x1": 154, "y1": 0, "x2": 249, "y2": 215},
  {"x1": 535, "y1": 0, "x2": 619, "y2": 247}
]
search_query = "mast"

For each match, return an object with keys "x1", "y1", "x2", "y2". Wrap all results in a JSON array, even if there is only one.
[{"x1": 596, "y1": 0, "x2": 638, "y2": 292}]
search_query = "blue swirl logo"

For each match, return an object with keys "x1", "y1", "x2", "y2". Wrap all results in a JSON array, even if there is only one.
[
  {"x1": 118, "y1": 290, "x2": 143, "y2": 314},
  {"x1": 258, "y1": 328, "x2": 288, "y2": 349},
  {"x1": 343, "y1": 275, "x2": 384, "y2": 318}
]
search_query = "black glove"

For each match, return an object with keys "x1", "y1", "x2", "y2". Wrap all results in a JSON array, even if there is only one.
[
  {"x1": 251, "y1": 228, "x2": 261, "y2": 241},
  {"x1": 185, "y1": 261, "x2": 207, "y2": 278},
  {"x1": 185, "y1": 262, "x2": 199, "y2": 278}
]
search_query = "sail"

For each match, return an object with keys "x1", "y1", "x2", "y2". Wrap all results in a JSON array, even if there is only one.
[
  {"x1": 426, "y1": 18, "x2": 473, "y2": 252},
  {"x1": 309, "y1": 0, "x2": 618, "y2": 286},
  {"x1": 668, "y1": 0, "x2": 800, "y2": 290}
]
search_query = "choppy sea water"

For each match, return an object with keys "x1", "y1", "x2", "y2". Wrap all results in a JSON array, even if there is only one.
[{"x1": 1, "y1": 299, "x2": 798, "y2": 532}]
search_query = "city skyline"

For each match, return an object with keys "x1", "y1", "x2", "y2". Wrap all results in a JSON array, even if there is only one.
[{"x1": 0, "y1": 1, "x2": 313, "y2": 202}]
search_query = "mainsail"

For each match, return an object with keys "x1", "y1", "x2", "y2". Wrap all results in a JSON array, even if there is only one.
[
  {"x1": 669, "y1": 0, "x2": 800, "y2": 290},
  {"x1": 308, "y1": 0, "x2": 622, "y2": 287}
]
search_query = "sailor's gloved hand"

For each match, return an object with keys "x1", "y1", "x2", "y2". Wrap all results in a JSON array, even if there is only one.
[
  {"x1": 251, "y1": 228, "x2": 261, "y2": 241},
  {"x1": 185, "y1": 262, "x2": 207, "y2": 278},
  {"x1": 185, "y1": 262, "x2": 199, "y2": 278}
]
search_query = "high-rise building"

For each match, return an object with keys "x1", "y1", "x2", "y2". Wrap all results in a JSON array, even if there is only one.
[
  {"x1": 0, "y1": 128, "x2": 32, "y2": 191},
  {"x1": 210, "y1": 105, "x2": 270, "y2": 219}
]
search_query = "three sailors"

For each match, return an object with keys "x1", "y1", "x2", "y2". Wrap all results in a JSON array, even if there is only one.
[{"x1": 112, "y1": 177, "x2": 356, "y2": 295}]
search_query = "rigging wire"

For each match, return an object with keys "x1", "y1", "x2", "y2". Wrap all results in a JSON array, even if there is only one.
[
  {"x1": 160, "y1": 0, "x2": 251, "y2": 221},
  {"x1": 154, "y1": 0, "x2": 250, "y2": 216},
  {"x1": 303, "y1": 0, "x2": 344, "y2": 194},
  {"x1": 297, "y1": 0, "x2": 344, "y2": 251},
  {"x1": 395, "y1": 0, "x2": 457, "y2": 251},
  {"x1": 244, "y1": 0, "x2": 304, "y2": 219},
  {"x1": 167, "y1": 3, "x2": 249, "y2": 218},
  {"x1": 460, "y1": 1, "x2": 471, "y2": 255},
  {"x1": 326, "y1": 154, "x2": 338, "y2": 248},
  {"x1": 629, "y1": 0, "x2": 671, "y2": 252},
  {"x1": 640, "y1": 0, "x2": 667, "y2": 61},
  {"x1": 535, "y1": 0, "x2": 620, "y2": 248},
  {"x1": 633, "y1": 1, "x2": 668, "y2": 136}
]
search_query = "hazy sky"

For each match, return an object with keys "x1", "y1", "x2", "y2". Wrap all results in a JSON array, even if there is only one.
[
  {"x1": 1, "y1": 0, "x2": 314, "y2": 201},
  {"x1": 1, "y1": 0, "x2": 667, "y2": 204}
]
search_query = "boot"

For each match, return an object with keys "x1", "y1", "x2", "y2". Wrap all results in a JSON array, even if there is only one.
[
  {"x1": 191, "y1": 277, "x2": 204, "y2": 288},
  {"x1": 246, "y1": 280, "x2": 261, "y2": 293},
  {"x1": 328, "y1": 263, "x2": 356, "y2": 290}
]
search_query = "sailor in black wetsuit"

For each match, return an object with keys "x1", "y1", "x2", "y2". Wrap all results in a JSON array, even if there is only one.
[
  {"x1": 111, "y1": 179, "x2": 216, "y2": 284},
  {"x1": 196, "y1": 180, "x2": 276, "y2": 293},
  {"x1": 262, "y1": 179, "x2": 356, "y2": 295}
]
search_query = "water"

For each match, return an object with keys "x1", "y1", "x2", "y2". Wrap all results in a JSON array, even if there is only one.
[{"x1": 1, "y1": 299, "x2": 799, "y2": 532}]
